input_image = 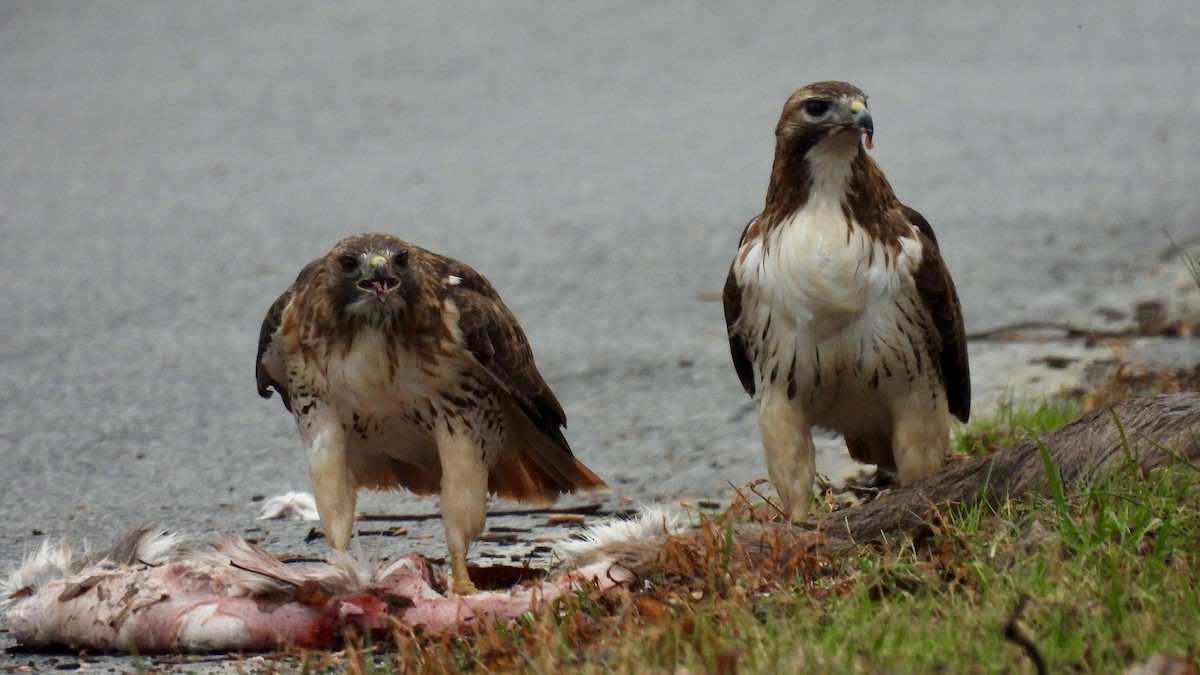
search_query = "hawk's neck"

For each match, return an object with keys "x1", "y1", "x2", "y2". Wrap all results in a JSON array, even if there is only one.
[
  {"x1": 294, "y1": 288, "x2": 446, "y2": 361},
  {"x1": 759, "y1": 142, "x2": 896, "y2": 236}
]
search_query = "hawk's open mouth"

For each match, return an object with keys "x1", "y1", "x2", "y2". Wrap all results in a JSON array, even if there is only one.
[
  {"x1": 357, "y1": 277, "x2": 399, "y2": 301},
  {"x1": 828, "y1": 124, "x2": 873, "y2": 149}
]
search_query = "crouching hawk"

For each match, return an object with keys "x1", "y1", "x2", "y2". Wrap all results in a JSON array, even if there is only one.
[
  {"x1": 722, "y1": 81, "x2": 970, "y2": 518},
  {"x1": 257, "y1": 233, "x2": 607, "y2": 593}
]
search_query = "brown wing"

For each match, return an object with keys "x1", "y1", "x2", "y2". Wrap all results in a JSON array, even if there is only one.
[
  {"x1": 724, "y1": 218, "x2": 759, "y2": 397},
  {"x1": 432, "y1": 257, "x2": 567, "y2": 428},
  {"x1": 903, "y1": 206, "x2": 971, "y2": 423},
  {"x1": 255, "y1": 259, "x2": 321, "y2": 413},
  {"x1": 427, "y1": 254, "x2": 605, "y2": 494},
  {"x1": 724, "y1": 264, "x2": 755, "y2": 397}
]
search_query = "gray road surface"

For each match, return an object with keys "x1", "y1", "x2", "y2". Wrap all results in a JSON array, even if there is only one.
[{"x1": 2, "y1": 2, "x2": 1199, "y2": 666}]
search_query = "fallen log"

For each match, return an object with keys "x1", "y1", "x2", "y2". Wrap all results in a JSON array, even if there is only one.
[{"x1": 817, "y1": 389, "x2": 1200, "y2": 545}]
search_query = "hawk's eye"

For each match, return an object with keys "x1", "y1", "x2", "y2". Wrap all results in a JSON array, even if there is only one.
[
  {"x1": 393, "y1": 249, "x2": 409, "y2": 270},
  {"x1": 803, "y1": 99, "x2": 831, "y2": 117},
  {"x1": 338, "y1": 254, "x2": 359, "y2": 274}
]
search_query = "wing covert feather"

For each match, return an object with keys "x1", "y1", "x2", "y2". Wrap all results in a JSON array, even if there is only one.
[
  {"x1": 903, "y1": 206, "x2": 971, "y2": 422},
  {"x1": 431, "y1": 257, "x2": 569, "y2": 437},
  {"x1": 255, "y1": 259, "x2": 321, "y2": 412}
]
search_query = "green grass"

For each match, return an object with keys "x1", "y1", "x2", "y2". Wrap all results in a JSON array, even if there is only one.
[
  {"x1": 1171, "y1": 234, "x2": 1200, "y2": 290},
  {"x1": 954, "y1": 393, "x2": 1081, "y2": 456}
]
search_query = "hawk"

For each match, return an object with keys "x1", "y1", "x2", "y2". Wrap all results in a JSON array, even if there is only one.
[
  {"x1": 722, "y1": 81, "x2": 970, "y2": 518},
  {"x1": 256, "y1": 233, "x2": 607, "y2": 594}
]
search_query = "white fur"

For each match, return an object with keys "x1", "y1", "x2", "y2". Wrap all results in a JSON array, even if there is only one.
[
  {"x1": 1, "y1": 531, "x2": 185, "y2": 611},
  {"x1": 1, "y1": 540, "x2": 75, "y2": 608},
  {"x1": 173, "y1": 603, "x2": 248, "y2": 652},
  {"x1": 2, "y1": 530, "x2": 574, "y2": 653},
  {"x1": 553, "y1": 505, "x2": 692, "y2": 591},
  {"x1": 135, "y1": 531, "x2": 187, "y2": 564},
  {"x1": 556, "y1": 504, "x2": 690, "y2": 562}
]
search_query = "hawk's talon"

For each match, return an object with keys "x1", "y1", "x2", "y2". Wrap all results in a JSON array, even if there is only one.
[
  {"x1": 452, "y1": 577, "x2": 479, "y2": 596},
  {"x1": 450, "y1": 552, "x2": 478, "y2": 595}
]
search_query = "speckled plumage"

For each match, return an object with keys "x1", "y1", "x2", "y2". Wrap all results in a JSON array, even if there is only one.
[
  {"x1": 723, "y1": 82, "x2": 970, "y2": 517},
  {"x1": 257, "y1": 233, "x2": 606, "y2": 592}
]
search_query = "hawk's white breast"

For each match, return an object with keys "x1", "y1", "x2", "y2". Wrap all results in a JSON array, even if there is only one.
[
  {"x1": 294, "y1": 325, "x2": 465, "y2": 475},
  {"x1": 733, "y1": 145, "x2": 928, "y2": 426},
  {"x1": 323, "y1": 330, "x2": 430, "y2": 414}
]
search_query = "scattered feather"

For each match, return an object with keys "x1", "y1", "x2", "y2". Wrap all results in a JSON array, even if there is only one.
[{"x1": 257, "y1": 491, "x2": 320, "y2": 521}]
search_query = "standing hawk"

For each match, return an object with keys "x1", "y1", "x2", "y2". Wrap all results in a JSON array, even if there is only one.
[
  {"x1": 257, "y1": 233, "x2": 607, "y2": 594},
  {"x1": 722, "y1": 81, "x2": 970, "y2": 518}
]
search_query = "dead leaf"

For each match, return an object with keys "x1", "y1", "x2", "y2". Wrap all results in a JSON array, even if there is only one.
[{"x1": 547, "y1": 513, "x2": 587, "y2": 525}]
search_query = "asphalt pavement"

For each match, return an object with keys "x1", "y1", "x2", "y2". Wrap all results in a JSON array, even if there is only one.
[{"x1": 1, "y1": 2, "x2": 1198, "y2": 667}]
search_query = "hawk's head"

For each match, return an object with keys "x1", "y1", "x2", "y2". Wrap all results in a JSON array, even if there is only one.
[
  {"x1": 776, "y1": 81, "x2": 874, "y2": 158},
  {"x1": 326, "y1": 233, "x2": 419, "y2": 318}
]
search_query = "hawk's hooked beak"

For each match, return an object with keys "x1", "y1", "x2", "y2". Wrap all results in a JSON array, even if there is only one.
[
  {"x1": 357, "y1": 254, "x2": 399, "y2": 302},
  {"x1": 848, "y1": 99, "x2": 874, "y2": 150}
]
